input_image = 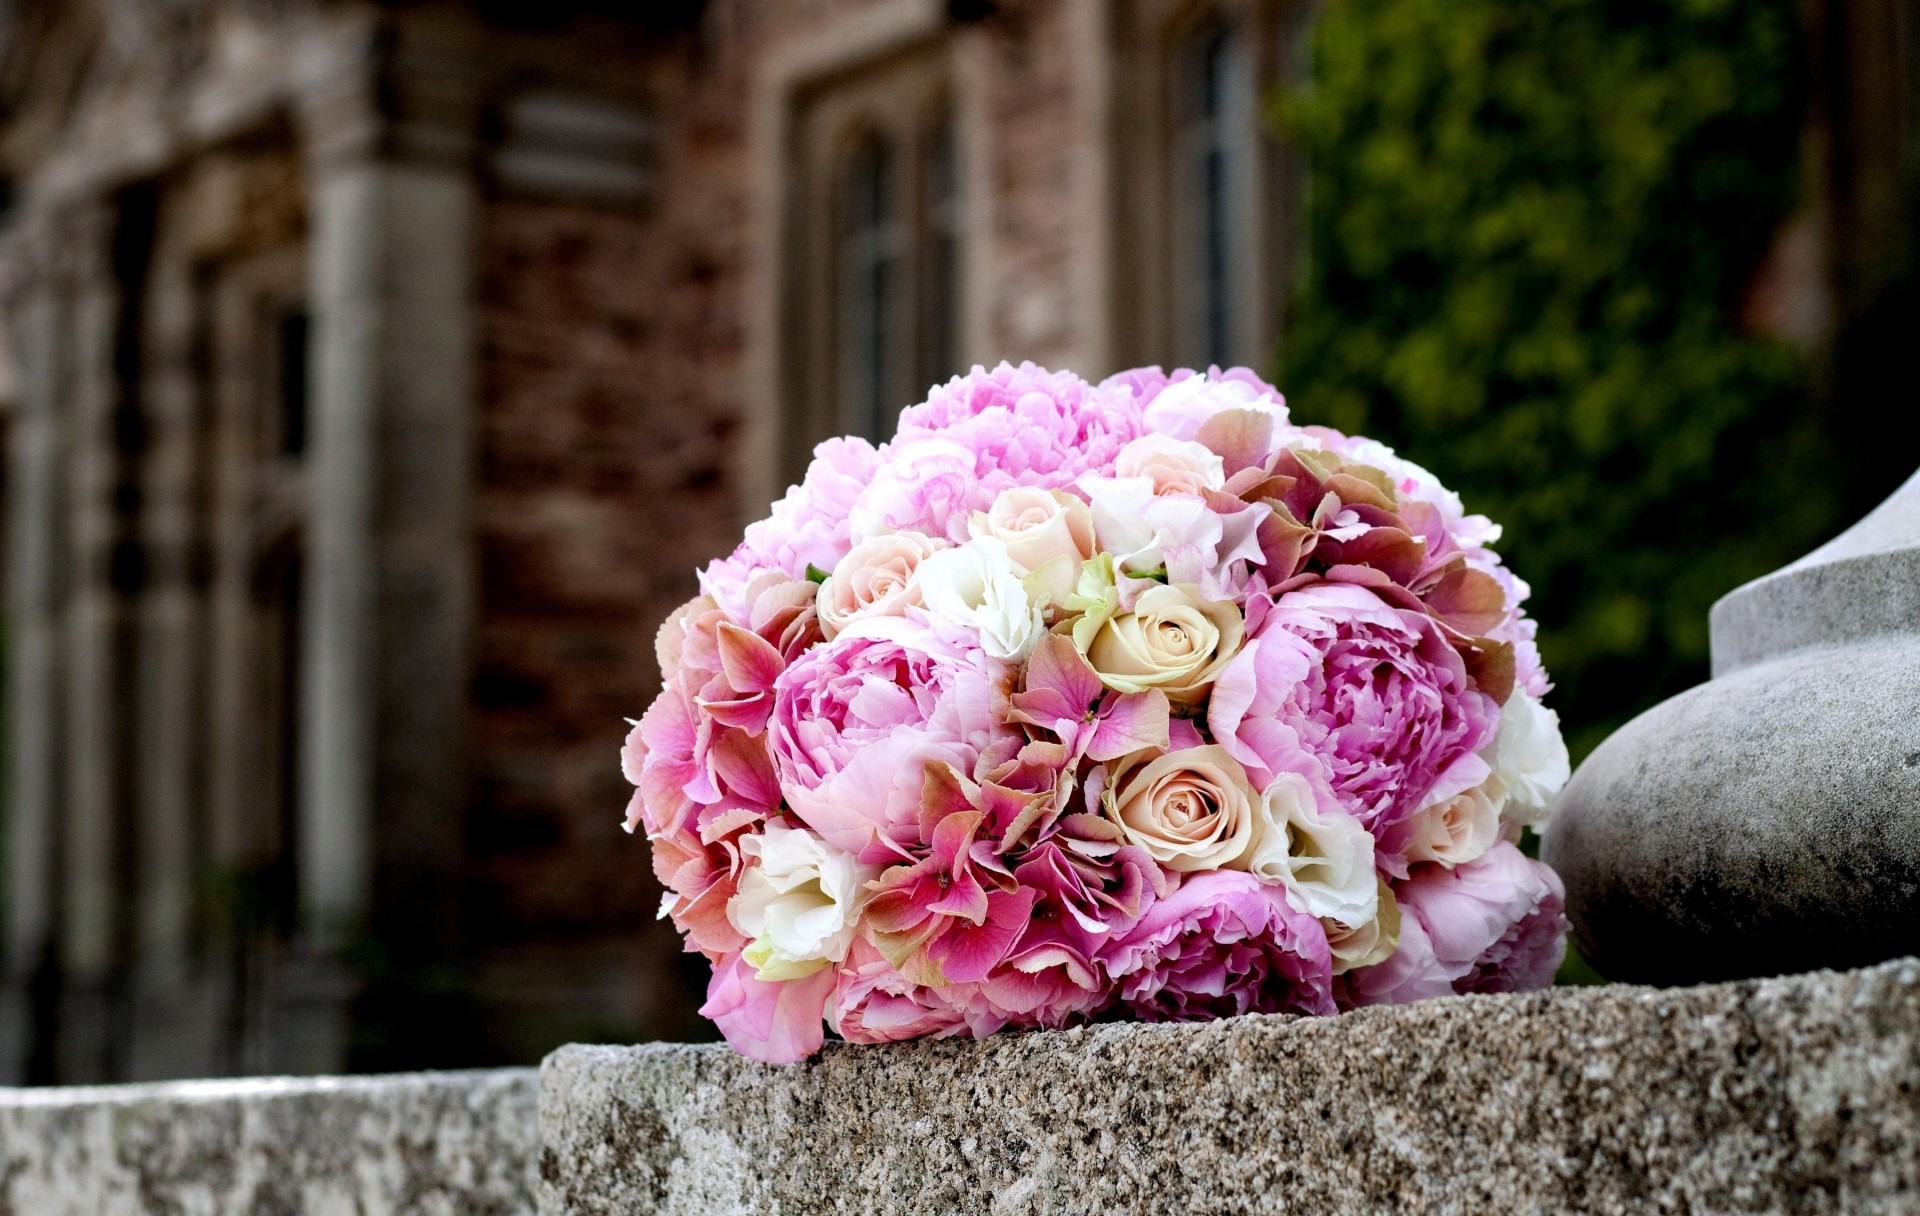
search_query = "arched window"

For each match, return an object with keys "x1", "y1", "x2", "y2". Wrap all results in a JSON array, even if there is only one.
[
  {"x1": 1174, "y1": 20, "x2": 1256, "y2": 367},
  {"x1": 789, "y1": 50, "x2": 964, "y2": 477},
  {"x1": 1114, "y1": 1, "x2": 1306, "y2": 373}
]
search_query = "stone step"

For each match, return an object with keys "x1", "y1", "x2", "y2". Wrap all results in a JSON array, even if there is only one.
[
  {"x1": 539, "y1": 958, "x2": 1920, "y2": 1216},
  {"x1": 0, "y1": 1067, "x2": 538, "y2": 1215},
  {"x1": 5, "y1": 960, "x2": 1917, "y2": 1214}
]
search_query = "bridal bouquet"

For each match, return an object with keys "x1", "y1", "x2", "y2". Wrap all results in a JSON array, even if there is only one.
[{"x1": 624, "y1": 363, "x2": 1571, "y2": 1062}]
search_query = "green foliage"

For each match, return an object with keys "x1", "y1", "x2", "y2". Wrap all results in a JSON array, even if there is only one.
[{"x1": 1277, "y1": 0, "x2": 1842, "y2": 760}]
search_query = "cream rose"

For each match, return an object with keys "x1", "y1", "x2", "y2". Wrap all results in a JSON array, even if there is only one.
[
  {"x1": 1084, "y1": 582, "x2": 1244, "y2": 707},
  {"x1": 728, "y1": 822, "x2": 875, "y2": 981},
  {"x1": 968, "y1": 487, "x2": 1096, "y2": 601},
  {"x1": 1113, "y1": 433, "x2": 1226, "y2": 498},
  {"x1": 1101, "y1": 745, "x2": 1260, "y2": 872},
  {"x1": 1247, "y1": 772, "x2": 1378, "y2": 927},
  {"x1": 817, "y1": 532, "x2": 946, "y2": 639},
  {"x1": 1326, "y1": 878, "x2": 1401, "y2": 974},
  {"x1": 1403, "y1": 782, "x2": 1503, "y2": 868}
]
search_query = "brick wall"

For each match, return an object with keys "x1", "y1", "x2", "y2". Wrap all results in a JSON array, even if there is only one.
[{"x1": 468, "y1": 34, "x2": 753, "y2": 1050}]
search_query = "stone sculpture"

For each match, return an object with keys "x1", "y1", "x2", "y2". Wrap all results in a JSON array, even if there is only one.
[{"x1": 1544, "y1": 469, "x2": 1920, "y2": 983}]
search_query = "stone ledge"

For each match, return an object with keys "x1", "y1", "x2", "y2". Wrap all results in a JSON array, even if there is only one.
[
  {"x1": 0, "y1": 1067, "x2": 538, "y2": 1215},
  {"x1": 539, "y1": 959, "x2": 1920, "y2": 1215}
]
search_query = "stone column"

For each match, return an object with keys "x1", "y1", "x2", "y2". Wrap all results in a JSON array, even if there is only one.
[
  {"x1": 291, "y1": 16, "x2": 479, "y2": 1068},
  {"x1": 0, "y1": 222, "x2": 71, "y2": 1085},
  {"x1": 124, "y1": 214, "x2": 216, "y2": 1080},
  {"x1": 56, "y1": 202, "x2": 138, "y2": 1084},
  {"x1": 1544, "y1": 468, "x2": 1920, "y2": 983}
]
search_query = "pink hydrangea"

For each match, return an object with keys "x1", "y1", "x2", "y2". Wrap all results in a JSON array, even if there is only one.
[
  {"x1": 1104, "y1": 870, "x2": 1336, "y2": 1021},
  {"x1": 829, "y1": 939, "x2": 1007, "y2": 1045}
]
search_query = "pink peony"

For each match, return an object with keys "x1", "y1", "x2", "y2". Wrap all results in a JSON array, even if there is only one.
[
  {"x1": 856, "y1": 363, "x2": 1144, "y2": 543},
  {"x1": 767, "y1": 616, "x2": 1014, "y2": 861},
  {"x1": 1104, "y1": 870, "x2": 1335, "y2": 1021},
  {"x1": 701, "y1": 436, "x2": 881, "y2": 617},
  {"x1": 1343, "y1": 841, "x2": 1567, "y2": 1006},
  {"x1": 1260, "y1": 582, "x2": 1498, "y2": 870}
]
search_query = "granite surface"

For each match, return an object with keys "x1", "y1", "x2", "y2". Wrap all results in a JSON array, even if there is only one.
[
  {"x1": 0, "y1": 1067, "x2": 538, "y2": 1215},
  {"x1": 538, "y1": 958, "x2": 1920, "y2": 1216}
]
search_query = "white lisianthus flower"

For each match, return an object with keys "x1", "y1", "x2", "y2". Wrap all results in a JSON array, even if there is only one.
[
  {"x1": 1247, "y1": 772, "x2": 1378, "y2": 928},
  {"x1": 1403, "y1": 782, "x2": 1504, "y2": 868},
  {"x1": 727, "y1": 822, "x2": 876, "y2": 982},
  {"x1": 1078, "y1": 475, "x2": 1266, "y2": 598},
  {"x1": 909, "y1": 536, "x2": 1049, "y2": 661},
  {"x1": 1491, "y1": 690, "x2": 1571, "y2": 826}
]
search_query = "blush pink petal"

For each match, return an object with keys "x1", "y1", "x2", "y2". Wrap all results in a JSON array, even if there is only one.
[{"x1": 700, "y1": 954, "x2": 835, "y2": 1064}]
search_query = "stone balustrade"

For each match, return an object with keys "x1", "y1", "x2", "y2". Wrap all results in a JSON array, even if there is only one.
[
  {"x1": 0, "y1": 1068, "x2": 538, "y2": 1215},
  {"x1": 4, "y1": 958, "x2": 1918, "y2": 1214}
]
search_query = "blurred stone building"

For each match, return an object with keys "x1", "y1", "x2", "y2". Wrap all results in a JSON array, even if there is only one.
[
  {"x1": 0, "y1": 0, "x2": 1906, "y2": 1084},
  {"x1": 0, "y1": 0, "x2": 1316, "y2": 1082}
]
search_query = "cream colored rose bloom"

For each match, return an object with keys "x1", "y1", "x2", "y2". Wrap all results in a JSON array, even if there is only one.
[
  {"x1": 1326, "y1": 878, "x2": 1401, "y2": 974},
  {"x1": 728, "y1": 822, "x2": 875, "y2": 982},
  {"x1": 1084, "y1": 582, "x2": 1244, "y2": 707},
  {"x1": 1247, "y1": 772, "x2": 1378, "y2": 926},
  {"x1": 1102, "y1": 745, "x2": 1260, "y2": 872},
  {"x1": 969, "y1": 487, "x2": 1096, "y2": 602},
  {"x1": 1403, "y1": 781, "x2": 1503, "y2": 868},
  {"x1": 817, "y1": 532, "x2": 946, "y2": 639},
  {"x1": 1113, "y1": 433, "x2": 1227, "y2": 497}
]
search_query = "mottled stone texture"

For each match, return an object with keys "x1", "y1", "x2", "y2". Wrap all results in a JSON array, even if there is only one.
[
  {"x1": 0, "y1": 1068, "x2": 538, "y2": 1215},
  {"x1": 539, "y1": 959, "x2": 1920, "y2": 1216}
]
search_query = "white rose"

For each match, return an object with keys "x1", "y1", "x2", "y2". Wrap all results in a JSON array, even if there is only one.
[
  {"x1": 1102, "y1": 745, "x2": 1261, "y2": 872},
  {"x1": 1112, "y1": 434, "x2": 1226, "y2": 498},
  {"x1": 1142, "y1": 372, "x2": 1289, "y2": 442},
  {"x1": 909, "y1": 537, "x2": 1048, "y2": 661},
  {"x1": 1325, "y1": 879, "x2": 1401, "y2": 974},
  {"x1": 1402, "y1": 782, "x2": 1503, "y2": 868},
  {"x1": 1491, "y1": 691, "x2": 1571, "y2": 826},
  {"x1": 968, "y1": 487, "x2": 1095, "y2": 602},
  {"x1": 817, "y1": 532, "x2": 946, "y2": 638},
  {"x1": 1247, "y1": 772, "x2": 1378, "y2": 927},
  {"x1": 728, "y1": 822, "x2": 876, "y2": 982}
]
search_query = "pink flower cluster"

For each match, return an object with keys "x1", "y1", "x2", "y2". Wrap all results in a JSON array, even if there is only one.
[{"x1": 625, "y1": 362, "x2": 1572, "y2": 1062}]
